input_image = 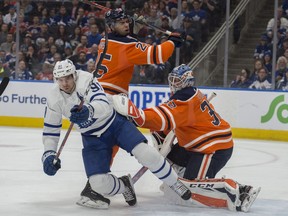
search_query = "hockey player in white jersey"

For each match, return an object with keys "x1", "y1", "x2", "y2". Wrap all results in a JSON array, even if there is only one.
[{"x1": 41, "y1": 59, "x2": 191, "y2": 209}]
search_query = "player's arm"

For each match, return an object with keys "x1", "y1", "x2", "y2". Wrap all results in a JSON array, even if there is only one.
[
  {"x1": 126, "y1": 40, "x2": 175, "y2": 65},
  {"x1": 42, "y1": 101, "x2": 63, "y2": 176}
]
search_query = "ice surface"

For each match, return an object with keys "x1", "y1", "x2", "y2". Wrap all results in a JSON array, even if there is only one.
[{"x1": 0, "y1": 127, "x2": 287, "y2": 216}]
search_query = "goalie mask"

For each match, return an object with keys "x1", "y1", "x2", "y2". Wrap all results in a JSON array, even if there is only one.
[
  {"x1": 105, "y1": 8, "x2": 131, "y2": 29},
  {"x1": 53, "y1": 59, "x2": 77, "y2": 82},
  {"x1": 168, "y1": 64, "x2": 195, "y2": 94}
]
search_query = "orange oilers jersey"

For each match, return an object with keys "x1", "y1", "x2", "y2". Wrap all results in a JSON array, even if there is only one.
[
  {"x1": 95, "y1": 33, "x2": 175, "y2": 95},
  {"x1": 142, "y1": 87, "x2": 234, "y2": 154}
]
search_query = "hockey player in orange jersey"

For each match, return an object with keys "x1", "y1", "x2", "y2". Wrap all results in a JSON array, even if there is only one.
[
  {"x1": 112, "y1": 64, "x2": 261, "y2": 212},
  {"x1": 95, "y1": 8, "x2": 184, "y2": 163},
  {"x1": 95, "y1": 8, "x2": 184, "y2": 96}
]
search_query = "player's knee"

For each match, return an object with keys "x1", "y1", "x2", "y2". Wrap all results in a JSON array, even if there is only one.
[{"x1": 132, "y1": 142, "x2": 162, "y2": 167}]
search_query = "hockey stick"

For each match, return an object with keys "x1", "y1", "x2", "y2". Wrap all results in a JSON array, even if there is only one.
[
  {"x1": 80, "y1": 0, "x2": 172, "y2": 36},
  {"x1": 132, "y1": 130, "x2": 176, "y2": 184},
  {"x1": 0, "y1": 77, "x2": 9, "y2": 96},
  {"x1": 53, "y1": 16, "x2": 109, "y2": 164},
  {"x1": 132, "y1": 92, "x2": 217, "y2": 184}
]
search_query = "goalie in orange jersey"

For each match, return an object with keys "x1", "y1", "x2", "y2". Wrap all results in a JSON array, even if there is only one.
[{"x1": 113, "y1": 64, "x2": 261, "y2": 212}]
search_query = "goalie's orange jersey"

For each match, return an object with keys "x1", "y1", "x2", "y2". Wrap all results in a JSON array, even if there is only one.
[
  {"x1": 142, "y1": 87, "x2": 234, "y2": 154},
  {"x1": 95, "y1": 33, "x2": 175, "y2": 95}
]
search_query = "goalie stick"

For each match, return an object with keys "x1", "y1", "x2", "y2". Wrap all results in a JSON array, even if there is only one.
[
  {"x1": 0, "y1": 77, "x2": 9, "y2": 96},
  {"x1": 53, "y1": 16, "x2": 109, "y2": 164},
  {"x1": 132, "y1": 92, "x2": 217, "y2": 184}
]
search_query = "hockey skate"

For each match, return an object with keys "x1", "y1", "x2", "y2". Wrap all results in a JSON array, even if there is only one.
[
  {"x1": 76, "y1": 181, "x2": 110, "y2": 209},
  {"x1": 236, "y1": 185, "x2": 261, "y2": 212},
  {"x1": 170, "y1": 179, "x2": 192, "y2": 200},
  {"x1": 120, "y1": 174, "x2": 137, "y2": 206}
]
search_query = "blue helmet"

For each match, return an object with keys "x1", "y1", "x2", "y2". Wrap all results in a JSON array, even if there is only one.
[
  {"x1": 168, "y1": 64, "x2": 195, "y2": 94},
  {"x1": 105, "y1": 8, "x2": 131, "y2": 27}
]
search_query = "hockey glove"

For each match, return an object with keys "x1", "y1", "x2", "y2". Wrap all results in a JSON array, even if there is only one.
[
  {"x1": 70, "y1": 104, "x2": 94, "y2": 125},
  {"x1": 42, "y1": 150, "x2": 61, "y2": 176},
  {"x1": 151, "y1": 131, "x2": 166, "y2": 151},
  {"x1": 112, "y1": 94, "x2": 145, "y2": 127},
  {"x1": 168, "y1": 31, "x2": 186, "y2": 48},
  {"x1": 132, "y1": 14, "x2": 146, "y2": 34}
]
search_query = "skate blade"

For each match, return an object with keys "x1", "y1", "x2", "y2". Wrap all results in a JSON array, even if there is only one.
[
  {"x1": 76, "y1": 196, "x2": 109, "y2": 209},
  {"x1": 241, "y1": 187, "x2": 261, "y2": 212}
]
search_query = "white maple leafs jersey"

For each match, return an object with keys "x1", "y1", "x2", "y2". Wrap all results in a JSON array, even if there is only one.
[{"x1": 42, "y1": 71, "x2": 115, "y2": 152}]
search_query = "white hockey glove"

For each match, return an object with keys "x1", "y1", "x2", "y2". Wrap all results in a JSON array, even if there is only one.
[
  {"x1": 151, "y1": 131, "x2": 166, "y2": 151},
  {"x1": 151, "y1": 130, "x2": 175, "y2": 157},
  {"x1": 112, "y1": 94, "x2": 145, "y2": 127},
  {"x1": 132, "y1": 14, "x2": 146, "y2": 34}
]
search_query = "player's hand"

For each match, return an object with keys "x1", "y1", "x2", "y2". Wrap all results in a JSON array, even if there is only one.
[
  {"x1": 168, "y1": 31, "x2": 186, "y2": 48},
  {"x1": 42, "y1": 150, "x2": 61, "y2": 176},
  {"x1": 132, "y1": 14, "x2": 146, "y2": 34},
  {"x1": 70, "y1": 104, "x2": 94, "y2": 125}
]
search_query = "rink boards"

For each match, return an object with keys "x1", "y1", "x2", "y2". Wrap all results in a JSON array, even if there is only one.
[{"x1": 0, "y1": 80, "x2": 287, "y2": 141}]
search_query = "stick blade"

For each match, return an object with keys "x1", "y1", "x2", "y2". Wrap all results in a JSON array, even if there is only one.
[{"x1": 0, "y1": 77, "x2": 10, "y2": 96}]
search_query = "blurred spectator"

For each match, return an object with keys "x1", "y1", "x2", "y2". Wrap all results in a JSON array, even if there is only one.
[
  {"x1": 42, "y1": 44, "x2": 58, "y2": 65},
  {"x1": 0, "y1": 59, "x2": 11, "y2": 78},
  {"x1": 86, "y1": 23, "x2": 102, "y2": 47},
  {"x1": 69, "y1": 26, "x2": 82, "y2": 48},
  {"x1": 87, "y1": 59, "x2": 95, "y2": 73},
  {"x1": 75, "y1": 6, "x2": 88, "y2": 28},
  {"x1": 263, "y1": 51, "x2": 272, "y2": 75},
  {"x1": 158, "y1": 1, "x2": 170, "y2": 17},
  {"x1": 0, "y1": 23, "x2": 9, "y2": 44},
  {"x1": 53, "y1": 5, "x2": 75, "y2": 27},
  {"x1": 10, "y1": 60, "x2": 33, "y2": 80},
  {"x1": 181, "y1": 15, "x2": 200, "y2": 61},
  {"x1": 75, "y1": 50, "x2": 87, "y2": 71},
  {"x1": 266, "y1": 7, "x2": 288, "y2": 40},
  {"x1": 282, "y1": 0, "x2": 288, "y2": 19},
  {"x1": 25, "y1": 45, "x2": 40, "y2": 75},
  {"x1": 253, "y1": 34, "x2": 272, "y2": 60},
  {"x1": 230, "y1": 68, "x2": 252, "y2": 88},
  {"x1": 40, "y1": 8, "x2": 54, "y2": 26},
  {"x1": 188, "y1": 0, "x2": 209, "y2": 42},
  {"x1": 0, "y1": 33, "x2": 14, "y2": 53},
  {"x1": 5, "y1": 42, "x2": 16, "y2": 71},
  {"x1": 27, "y1": 15, "x2": 41, "y2": 40},
  {"x1": 275, "y1": 56, "x2": 288, "y2": 85},
  {"x1": 277, "y1": 38, "x2": 288, "y2": 58},
  {"x1": 132, "y1": 65, "x2": 156, "y2": 84},
  {"x1": 3, "y1": 5, "x2": 17, "y2": 27},
  {"x1": 201, "y1": 0, "x2": 219, "y2": 32},
  {"x1": 249, "y1": 67, "x2": 272, "y2": 90},
  {"x1": 20, "y1": 33, "x2": 34, "y2": 53},
  {"x1": 250, "y1": 59, "x2": 264, "y2": 82},
  {"x1": 54, "y1": 24, "x2": 69, "y2": 52},
  {"x1": 276, "y1": 70, "x2": 288, "y2": 90},
  {"x1": 35, "y1": 61, "x2": 54, "y2": 81},
  {"x1": 86, "y1": 43, "x2": 98, "y2": 62},
  {"x1": 63, "y1": 43, "x2": 74, "y2": 60}
]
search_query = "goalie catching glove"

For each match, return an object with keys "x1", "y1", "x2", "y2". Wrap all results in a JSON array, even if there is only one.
[{"x1": 112, "y1": 94, "x2": 145, "y2": 127}]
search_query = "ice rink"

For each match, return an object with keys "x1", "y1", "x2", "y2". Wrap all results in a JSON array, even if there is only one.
[{"x1": 0, "y1": 126, "x2": 287, "y2": 216}]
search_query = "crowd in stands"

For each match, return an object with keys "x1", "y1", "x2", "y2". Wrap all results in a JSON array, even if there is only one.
[
  {"x1": 0, "y1": 0, "x2": 226, "y2": 85},
  {"x1": 230, "y1": 1, "x2": 288, "y2": 91}
]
